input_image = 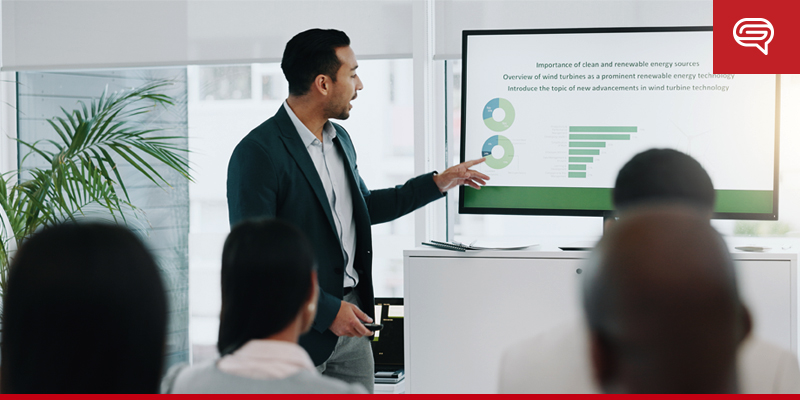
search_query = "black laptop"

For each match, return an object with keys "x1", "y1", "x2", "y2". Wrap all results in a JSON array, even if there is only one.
[{"x1": 372, "y1": 297, "x2": 404, "y2": 382}]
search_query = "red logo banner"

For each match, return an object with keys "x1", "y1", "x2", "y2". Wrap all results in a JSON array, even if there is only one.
[{"x1": 714, "y1": 0, "x2": 800, "y2": 73}]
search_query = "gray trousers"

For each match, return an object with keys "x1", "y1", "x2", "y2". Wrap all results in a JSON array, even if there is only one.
[{"x1": 316, "y1": 290, "x2": 375, "y2": 393}]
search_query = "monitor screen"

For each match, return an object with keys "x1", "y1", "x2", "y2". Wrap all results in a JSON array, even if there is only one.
[{"x1": 459, "y1": 27, "x2": 779, "y2": 220}]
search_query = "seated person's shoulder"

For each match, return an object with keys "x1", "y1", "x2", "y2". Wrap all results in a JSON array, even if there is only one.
[
  {"x1": 498, "y1": 320, "x2": 596, "y2": 394},
  {"x1": 739, "y1": 336, "x2": 800, "y2": 394},
  {"x1": 161, "y1": 360, "x2": 367, "y2": 394},
  {"x1": 295, "y1": 371, "x2": 369, "y2": 394}
]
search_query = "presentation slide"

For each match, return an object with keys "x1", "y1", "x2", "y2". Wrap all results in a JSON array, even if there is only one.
[{"x1": 462, "y1": 29, "x2": 778, "y2": 216}]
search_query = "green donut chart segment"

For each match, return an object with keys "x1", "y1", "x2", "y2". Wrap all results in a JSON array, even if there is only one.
[
  {"x1": 483, "y1": 98, "x2": 515, "y2": 132},
  {"x1": 482, "y1": 135, "x2": 515, "y2": 169}
]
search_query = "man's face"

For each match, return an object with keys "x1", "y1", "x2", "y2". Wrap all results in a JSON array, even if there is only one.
[{"x1": 325, "y1": 45, "x2": 363, "y2": 120}]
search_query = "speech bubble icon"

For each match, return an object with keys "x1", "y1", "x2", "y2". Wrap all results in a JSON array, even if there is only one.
[{"x1": 733, "y1": 18, "x2": 774, "y2": 55}]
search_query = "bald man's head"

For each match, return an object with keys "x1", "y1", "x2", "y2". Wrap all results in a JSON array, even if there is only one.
[
  {"x1": 613, "y1": 149, "x2": 715, "y2": 214},
  {"x1": 583, "y1": 205, "x2": 750, "y2": 393}
]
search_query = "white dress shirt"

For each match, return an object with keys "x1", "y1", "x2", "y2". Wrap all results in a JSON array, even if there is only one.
[
  {"x1": 283, "y1": 101, "x2": 358, "y2": 288},
  {"x1": 217, "y1": 339, "x2": 317, "y2": 380}
]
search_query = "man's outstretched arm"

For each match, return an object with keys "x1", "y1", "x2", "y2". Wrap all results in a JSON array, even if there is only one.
[{"x1": 362, "y1": 158, "x2": 489, "y2": 224}]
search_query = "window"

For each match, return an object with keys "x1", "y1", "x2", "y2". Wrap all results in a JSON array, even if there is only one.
[
  {"x1": 198, "y1": 66, "x2": 252, "y2": 101},
  {"x1": 16, "y1": 68, "x2": 191, "y2": 369}
]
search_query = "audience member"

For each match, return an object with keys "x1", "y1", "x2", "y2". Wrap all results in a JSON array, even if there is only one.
[
  {"x1": 613, "y1": 148, "x2": 715, "y2": 213},
  {"x1": 161, "y1": 219, "x2": 366, "y2": 394},
  {"x1": 1, "y1": 223, "x2": 167, "y2": 393},
  {"x1": 498, "y1": 148, "x2": 800, "y2": 393},
  {"x1": 584, "y1": 206, "x2": 749, "y2": 393}
]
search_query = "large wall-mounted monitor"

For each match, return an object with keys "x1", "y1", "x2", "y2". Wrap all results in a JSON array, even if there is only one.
[{"x1": 460, "y1": 27, "x2": 779, "y2": 220}]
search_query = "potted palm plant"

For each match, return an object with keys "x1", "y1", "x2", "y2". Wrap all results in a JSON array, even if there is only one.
[{"x1": 0, "y1": 80, "x2": 192, "y2": 297}]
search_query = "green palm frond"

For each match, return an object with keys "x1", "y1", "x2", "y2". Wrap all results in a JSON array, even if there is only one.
[{"x1": 0, "y1": 79, "x2": 192, "y2": 296}]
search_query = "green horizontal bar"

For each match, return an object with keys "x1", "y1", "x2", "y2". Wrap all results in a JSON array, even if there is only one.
[
  {"x1": 569, "y1": 157, "x2": 593, "y2": 163},
  {"x1": 568, "y1": 164, "x2": 587, "y2": 171},
  {"x1": 462, "y1": 187, "x2": 773, "y2": 214},
  {"x1": 464, "y1": 187, "x2": 613, "y2": 210},
  {"x1": 570, "y1": 126, "x2": 637, "y2": 132},
  {"x1": 568, "y1": 172, "x2": 587, "y2": 178},
  {"x1": 569, "y1": 149, "x2": 600, "y2": 155},
  {"x1": 570, "y1": 134, "x2": 630, "y2": 140},
  {"x1": 716, "y1": 190, "x2": 774, "y2": 214},
  {"x1": 570, "y1": 142, "x2": 606, "y2": 148}
]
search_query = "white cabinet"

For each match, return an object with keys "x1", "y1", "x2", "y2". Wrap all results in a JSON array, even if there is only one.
[
  {"x1": 736, "y1": 258, "x2": 796, "y2": 350},
  {"x1": 403, "y1": 249, "x2": 797, "y2": 394}
]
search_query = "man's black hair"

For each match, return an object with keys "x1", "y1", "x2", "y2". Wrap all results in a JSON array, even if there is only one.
[
  {"x1": 281, "y1": 28, "x2": 351, "y2": 96},
  {"x1": 1, "y1": 223, "x2": 167, "y2": 393},
  {"x1": 613, "y1": 148, "x2": 715, "y2": 212},
  {"x1": 217, "y1": 218, "x2": 316, "y2": 355}
]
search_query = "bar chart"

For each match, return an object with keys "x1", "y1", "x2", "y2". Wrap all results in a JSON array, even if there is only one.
[{"x1": 567, "y1": 126, "x2": 636, "y2": 178}]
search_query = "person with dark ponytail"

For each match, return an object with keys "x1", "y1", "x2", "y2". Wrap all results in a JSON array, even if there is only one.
[{"x1": 162, "y1": 219, "x2": 365, "y2": 393}]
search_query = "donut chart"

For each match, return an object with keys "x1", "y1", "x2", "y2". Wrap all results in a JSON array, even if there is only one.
[
  {"x1": 483, "y1": 98, "x2": 515, "y2": 132},
  {"x1": 482, "y1": 135, "x2": 515, "y2": 169}
]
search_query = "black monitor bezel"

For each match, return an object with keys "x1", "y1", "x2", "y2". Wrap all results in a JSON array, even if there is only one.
[{"x1": 458, "y1": 26, "x2": 780, "y2": 221}]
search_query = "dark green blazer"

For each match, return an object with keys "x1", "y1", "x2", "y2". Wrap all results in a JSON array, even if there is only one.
[{"x1": 227, "y1": 105, "x2": 443, "y2": 365}]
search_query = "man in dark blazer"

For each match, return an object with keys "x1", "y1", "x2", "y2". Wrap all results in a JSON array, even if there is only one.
[{"x1": 227, "y1": 29, "x2": 488, "y2": 392}]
